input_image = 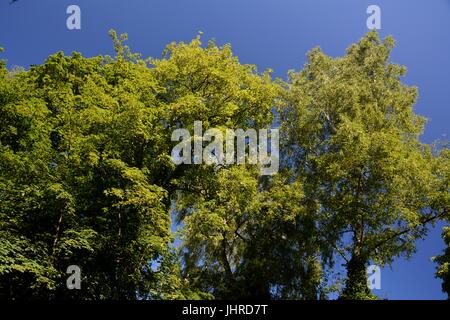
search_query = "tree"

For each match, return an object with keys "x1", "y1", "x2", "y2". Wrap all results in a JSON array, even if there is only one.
[
  {"x1": 0, "y1": 31, "x2": 280, "y2": 299},
  {"x1": 149, "y1": 34, "x2": 318, "y2": 299},
  {"x1": 0, "y1": 32, "x2": 178, "y2": 299},
  {"x1": 433, "y1": 147, "x2": 450, "y2": 298},
  {"x1": 435, "y1": 227, "x2": 450, "y2": 298},
  {"x1": 1, "y1": 30, "x2": 449, "y2": 301},
  {"x1": 279, "y1": 31, "x2": 449, "y2": 299},
  {"x1": 0, "y1": 46, "x2": 60, "y2": 298},
  {"x1": 178, "y1": 166, "x2": 323, "y2": 299},
  {"x1": 148, "y1": 32, "x2": 282, "y2": 299}
]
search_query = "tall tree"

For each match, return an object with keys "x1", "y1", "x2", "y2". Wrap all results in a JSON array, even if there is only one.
[
  {"x1": 0, "y1": 31, "x2": 281, "y2": 299},
  {"x1": 0, "y1": 33, "x2": 178, "y2": 299},
  {"x1": 150, "y1": 34, "x2": 313, "y2": 299},
  {"x1": 279, "y1": 31, "x2": 449, "y2": 299}
]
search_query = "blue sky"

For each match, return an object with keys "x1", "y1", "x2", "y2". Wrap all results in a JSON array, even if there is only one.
[{"x1": 0, "y1": 0, "x2": 449, "y2": 299}]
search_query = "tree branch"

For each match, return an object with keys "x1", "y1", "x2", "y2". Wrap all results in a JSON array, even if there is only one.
[{"x1": 369, "y1": 208, "x2": 449, "y2": 253}]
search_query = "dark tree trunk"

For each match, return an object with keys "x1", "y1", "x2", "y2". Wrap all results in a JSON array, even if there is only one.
[{"x1": 341, "y1": 254, "x2": 372, "y2": 300}]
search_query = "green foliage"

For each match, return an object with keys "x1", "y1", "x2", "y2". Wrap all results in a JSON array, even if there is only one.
[
  {"x1": 433, "y1": 147, "x2": 450, "y2": 298},
  {"x1": 0, "y1": 30, "x2": 279, "y2": 300},
  {"x1": 0, "y1": 36, "x2": 173, "y2": 298},
  {"x1": 0, "y1": 31, "x2": 448, "y2": 300},
  {"x1": 279, "y1": 31, "x2": 449, "y2": 299},
  {"x1": 178, "y1": 166, "x2": 323, "y2": 299},
  {"x1": 435, "y1": 227, "x2": 450, "y2": 298}
]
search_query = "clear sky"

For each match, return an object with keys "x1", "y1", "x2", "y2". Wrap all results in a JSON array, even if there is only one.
[{"x1": 0, "y1": 0, "x2": 449, "y2": 299}]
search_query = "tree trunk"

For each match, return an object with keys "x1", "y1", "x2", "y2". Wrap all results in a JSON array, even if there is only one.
[{"x1": 341, "y1": 254, "x2": 372, "y2": 300}]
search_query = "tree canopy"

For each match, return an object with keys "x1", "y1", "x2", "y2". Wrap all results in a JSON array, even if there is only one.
[{"x1": 0, "y1": 31, "x2": 448, "y2": 300}]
